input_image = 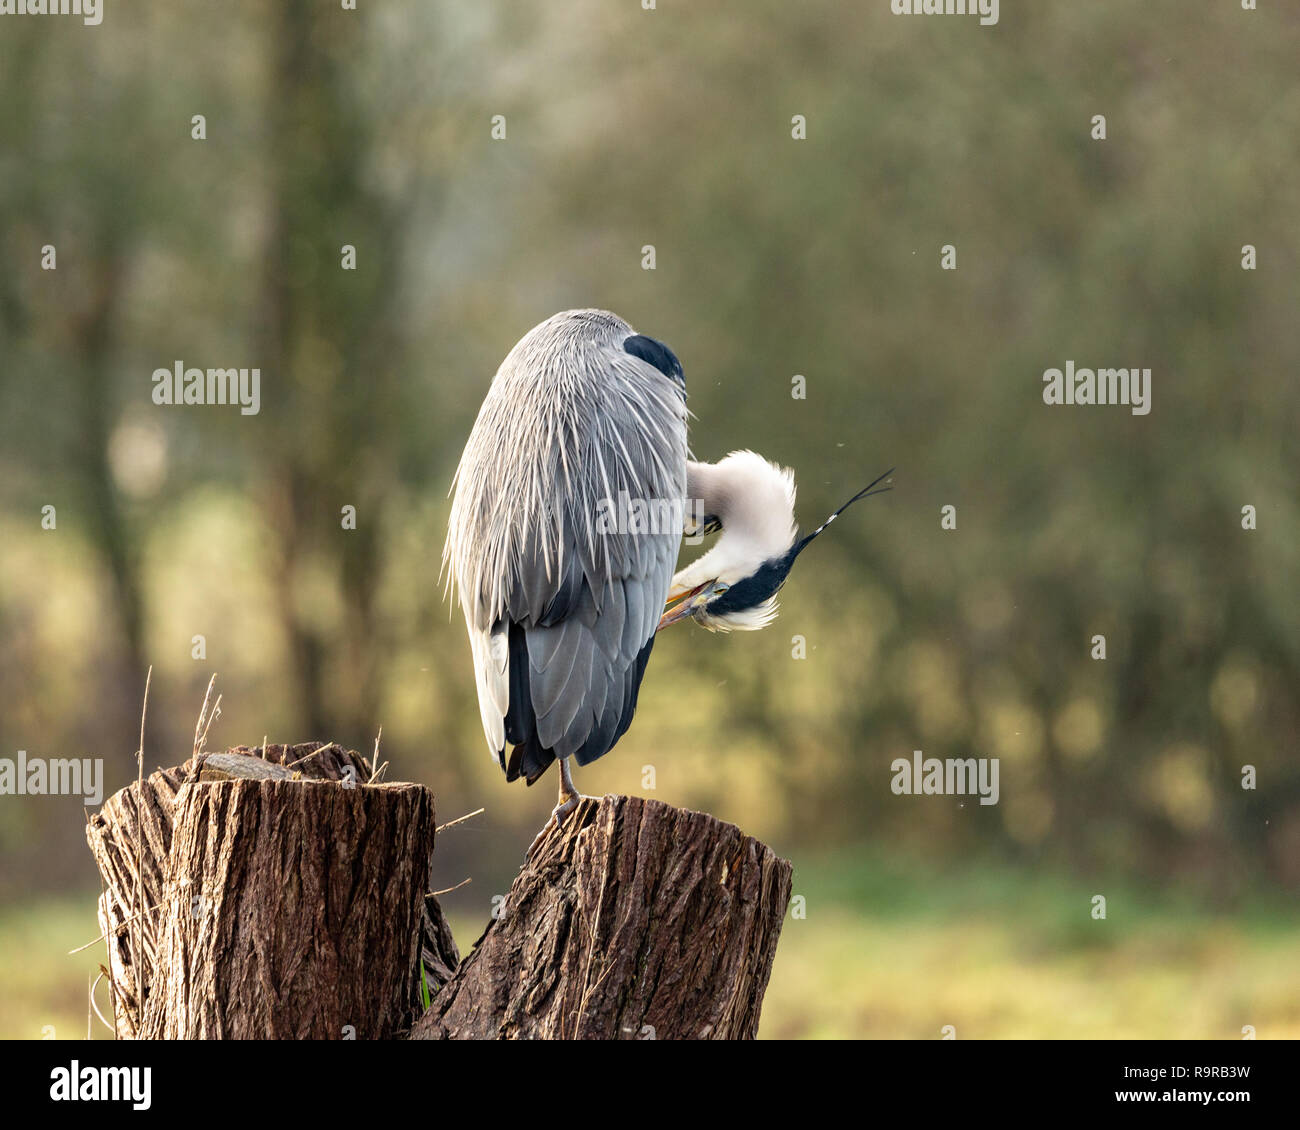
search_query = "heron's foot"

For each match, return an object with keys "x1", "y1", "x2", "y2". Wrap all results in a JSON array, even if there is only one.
[{"x1": 524, "y1": 793, "x2": 597, "y2": 861}]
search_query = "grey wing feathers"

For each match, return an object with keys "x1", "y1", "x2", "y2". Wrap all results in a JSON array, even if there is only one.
[
  {"x1": 445, "y1": 312, "x2": 686, "y2": 781},
  {"x1": 524, "y1": 549, "x2": 668, "y2": 765}
]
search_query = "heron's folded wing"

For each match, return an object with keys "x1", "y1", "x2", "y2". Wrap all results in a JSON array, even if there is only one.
[
  {"x1": 524, "y1": 527, "x2": 674, "y2": 765},
  {"x1": 450, "y1": 342, "x2": 687, "y2": 770}
]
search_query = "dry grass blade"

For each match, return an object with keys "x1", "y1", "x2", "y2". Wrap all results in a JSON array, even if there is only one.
[
  {"x1": 192, "y1": 673, "x2": 221, "y2": 758},
  {"x1": 283, "y1": 743, "x2": 333, "y2": 771},
  {"x1": 88, "y1": 969, "x2": 114, "y2": 1036},
  {"x1": 436, "y1": 807, "x2": 485, "y2": 833},
  {"x1": 367, "y1": 726, "x2": 389, "y2": 784},
  {"x1": 93, "y1": 965, "x2": 121, "y2": 1036},
  {"x1": 130, "y1": 665, "x2": 152, "y2": 1037},
  {"x1": 69, "y1": 903, "x2": 157, "y2": 954}
]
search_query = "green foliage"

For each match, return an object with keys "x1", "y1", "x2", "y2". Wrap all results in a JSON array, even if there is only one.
[{"x1": 1, "y1": 1, "x2": 1297, "y2": 902}]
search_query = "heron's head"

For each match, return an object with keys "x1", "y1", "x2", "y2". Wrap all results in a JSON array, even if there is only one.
[
  {"x1": 510, "y1": 309, "x2": 685, "y2": 394},
  {"x1": 658, "y1": 454, "x2": 893, "y2": 633},
  {"x1": 659, "y1": 552, "x2": 798, "y2": 632}
]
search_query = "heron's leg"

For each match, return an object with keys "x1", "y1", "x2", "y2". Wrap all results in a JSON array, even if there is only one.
[
  {"x1": 525, "y1": 757, "x2": 590, "y2": 860},
  {"x1": 555, "y1": 755, "x2": 580, "y2": 817}
]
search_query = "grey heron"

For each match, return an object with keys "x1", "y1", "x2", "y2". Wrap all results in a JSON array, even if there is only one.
[{"x1": 444, "y1": 309, "x2": 890, "y2": 847}]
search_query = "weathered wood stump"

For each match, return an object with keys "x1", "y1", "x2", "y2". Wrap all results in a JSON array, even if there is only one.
[
  {"x1": 145, "y1": 777, "x2": 434, "y2": 1038},
  {"x1": 86, "y1": 743, "x2": 438, "y2": 1039},
  {"x1": 411, "y1": 794, "x2": 793, "y2": 1040},
  {"x1": 88, "y1": 744, "x2": 792, "y2": 1040}
]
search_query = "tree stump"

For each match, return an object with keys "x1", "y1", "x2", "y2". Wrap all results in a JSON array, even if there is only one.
[
  {"x1": 410, "y1": 795, "x2": 793, "y2": 1040},
  {"x1": 88, "y1": 745, "x2": 792, "y2": 1040},
  {"x1": 144, "y1": 776, "x2": 434, "y2": 1038},
  {"x1": 86, "y1": 743, "x2": 437, "y2": 1039}
]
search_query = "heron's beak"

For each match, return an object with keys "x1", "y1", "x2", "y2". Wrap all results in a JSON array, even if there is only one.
[
  {"x1": 663, "y1": 578, "x2": 699, "y2": 604},
  {"x1": 657, "y1": 582, "x2": 711, "y2": 631}
]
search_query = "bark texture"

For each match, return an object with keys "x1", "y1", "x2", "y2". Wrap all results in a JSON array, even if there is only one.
[
  {"x1": 142, "y1": 775, "x2": 433, "y2": 1038},
  {"x1": 88, "y1": 746, "x2": 792, "y2": 1041},
  {"x1": 410, "y1": 794, "x2": 793, "y2": 1040},
  {"x1": 86, "y1": 743, "x2": 437, "y2": 1039},
  {"x1": 85, "y1": 763, "x2": 186, "y2": 1038}
]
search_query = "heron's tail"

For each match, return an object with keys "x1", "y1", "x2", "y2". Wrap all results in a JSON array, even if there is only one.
[{"x1": 503, "y1": 622, "x2": 554, "y2": 784}]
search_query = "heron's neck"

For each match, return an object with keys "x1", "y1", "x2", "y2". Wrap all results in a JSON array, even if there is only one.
[{"x1": 678, "y1": 454, "x2": 797, "y2": 585}]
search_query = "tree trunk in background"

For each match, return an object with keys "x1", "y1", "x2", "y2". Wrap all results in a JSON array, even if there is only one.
[
  {"x1": 74, "y1": 244, "x2": 151, "y2": 743},
  {"x1": 255, "y1": 0, "x2": 406, "y2": 748},
  {"x1": 88, "y1": 747, "x2": 792, "y2": 1040},
  {"x1": 411, "y1": 795, "x2": 793, "y2": 1040}
]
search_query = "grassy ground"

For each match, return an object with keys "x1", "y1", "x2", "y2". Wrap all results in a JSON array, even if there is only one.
[
  {"x1": 761, "y1": 849, "x2": 1300, "y2": 1039},
  {"x1": 2, "y1": 897, "x2": 104, "y2": 1041},
  {"x1": 5, "y1": 852, "x2": 1296, "y2": 1040}
]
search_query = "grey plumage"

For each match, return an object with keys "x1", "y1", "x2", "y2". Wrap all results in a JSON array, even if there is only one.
[{"x1": 444, "y1": 309, "x2": 687, "y2": 784}]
